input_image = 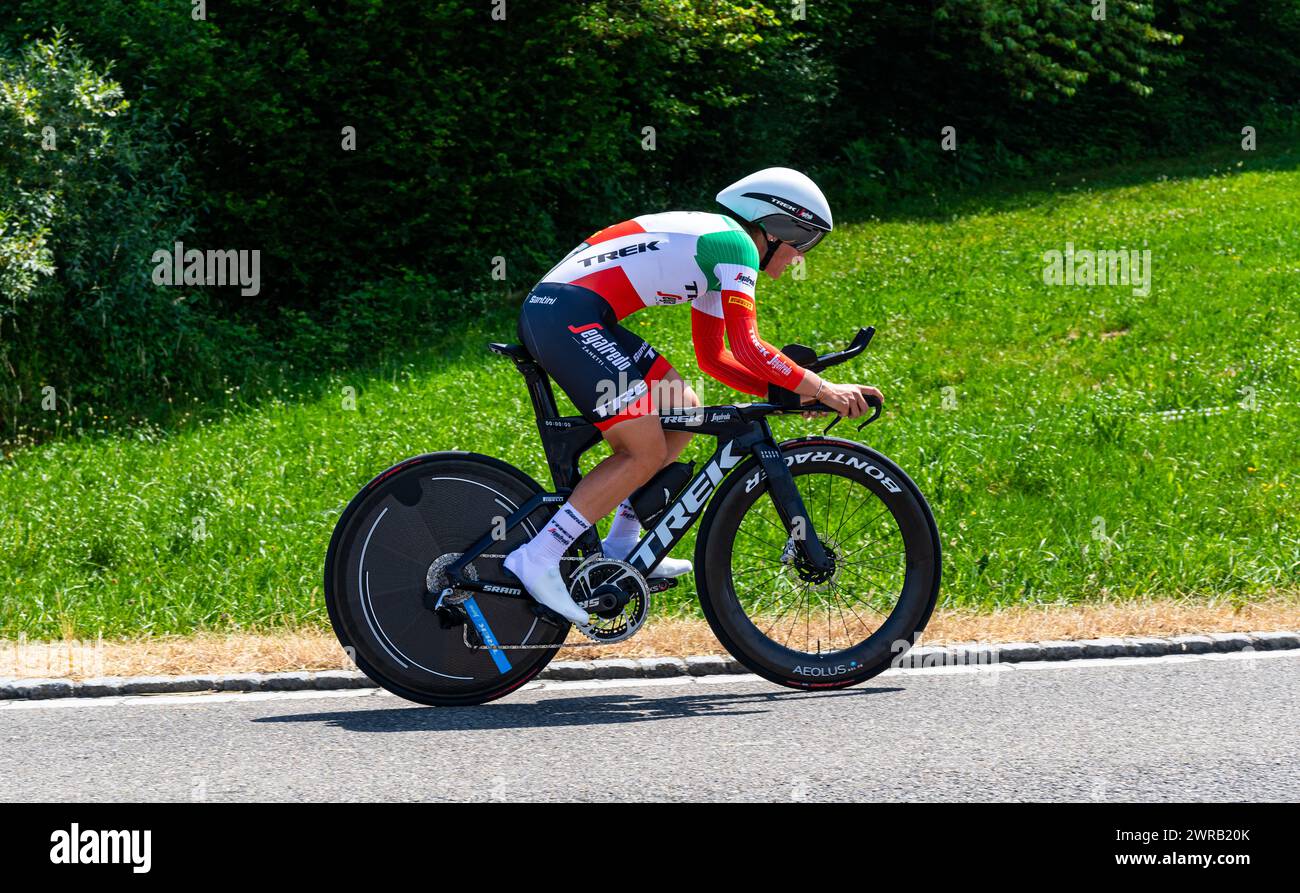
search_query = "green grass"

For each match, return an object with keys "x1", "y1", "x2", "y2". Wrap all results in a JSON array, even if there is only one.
[{"x1": 3, "y1": 147, "x2": 1299, "y2": 638}]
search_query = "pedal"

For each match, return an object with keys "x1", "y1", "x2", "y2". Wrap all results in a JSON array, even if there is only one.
[{"x1": 648, "y1": 577, "x2": 679, "y2": 593}]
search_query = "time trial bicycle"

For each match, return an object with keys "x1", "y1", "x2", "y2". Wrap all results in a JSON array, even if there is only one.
[{"x1": 324, "y1": 326, "x2": 941, "y2": 705}]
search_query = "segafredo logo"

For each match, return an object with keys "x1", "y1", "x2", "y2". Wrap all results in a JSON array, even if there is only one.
[
  {"x1": 50, "y1": 824, "x2": 151, "y2": 873},
  {"x1": 630, "y1": 441, "x2": 747, "y2": 568},
  {"x1": 733, "y1": 271, "x2": 756, "y2": 287},
  {"x1": 744, "y1": 448, "x2": 902, "y2": 494},
  {"x1": 570, "y1": 323, "x2": 633, "y2": 372}
]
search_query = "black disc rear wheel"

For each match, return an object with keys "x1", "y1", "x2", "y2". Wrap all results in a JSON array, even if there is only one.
[{"x1": 324, "y1": 452, "x2": 570, "y2": 706}]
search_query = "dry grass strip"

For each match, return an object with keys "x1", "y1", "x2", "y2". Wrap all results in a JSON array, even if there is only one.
[{"x1": 3, "y1": 595, "x2": 1297, "y2": 680}]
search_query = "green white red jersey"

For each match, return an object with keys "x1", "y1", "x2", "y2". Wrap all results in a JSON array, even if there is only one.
[{"x1": 540, "y1": 211, "x2": 807, "y2": 394}]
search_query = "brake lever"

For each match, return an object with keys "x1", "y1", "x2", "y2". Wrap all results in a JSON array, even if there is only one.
[
  {"x1": 821, "y1": 396, "x2": 882, "y2": 435},
  {"x1": 857, "y1": 397, "x2": 883, "y2": 430}
]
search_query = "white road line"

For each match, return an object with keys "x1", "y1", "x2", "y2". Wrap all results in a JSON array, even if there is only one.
[
  {"x1": 2, "y1": 649, "x2": 1295, "y2": 711},
  {"x1": 0, "y1": 686, "x2": 388, "y2": 711}
]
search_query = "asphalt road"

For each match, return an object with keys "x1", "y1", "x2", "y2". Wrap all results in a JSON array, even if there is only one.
[{"x1": 2, "y1": 650, "x2": 1297, "y2": 802}]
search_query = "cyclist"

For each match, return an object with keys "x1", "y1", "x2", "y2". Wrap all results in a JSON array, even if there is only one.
[{"x1": 505, "y1": 167, "x2": 883, "y2": 624}]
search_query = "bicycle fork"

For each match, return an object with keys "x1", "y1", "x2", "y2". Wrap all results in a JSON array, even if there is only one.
[{"x1": 752, "y1": 433, "x2": 835, "y2": 575}]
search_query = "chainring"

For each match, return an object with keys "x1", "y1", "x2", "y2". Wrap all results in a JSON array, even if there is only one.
[{"x1": 570, "y1": 556, "x2": 649, "y2": 643}]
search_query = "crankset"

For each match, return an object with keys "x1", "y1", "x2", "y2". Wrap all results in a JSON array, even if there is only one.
[
  {"x1": 569, "y1": 556, "x2": 650, "y2": 643},
  {"x1": 458, "y1": 556, "x2": 659, "y2": 652}
]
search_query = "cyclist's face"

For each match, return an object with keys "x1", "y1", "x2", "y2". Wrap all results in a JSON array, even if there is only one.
[{"x1": 763, "y1": 238, "x2": 803, "y2": 280}]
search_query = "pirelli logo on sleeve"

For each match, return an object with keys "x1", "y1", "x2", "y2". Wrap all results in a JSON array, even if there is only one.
[{"x1": 727, "y1": 294, "x2": 755, "y2": 312}]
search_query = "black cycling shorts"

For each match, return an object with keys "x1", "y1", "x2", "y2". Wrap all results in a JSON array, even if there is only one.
[{"x1": 518, "y1": 283, "x2": 674, "y2": 431}]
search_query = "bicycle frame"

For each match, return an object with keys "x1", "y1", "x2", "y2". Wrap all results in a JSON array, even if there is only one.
[{"x1": 442, "y1": 348, "x2": 834, "y2": 602}]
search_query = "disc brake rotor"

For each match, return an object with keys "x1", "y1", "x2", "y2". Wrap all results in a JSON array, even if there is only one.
[{"x1": 780, "y1": 536, "x2": 843, "y2": 590}]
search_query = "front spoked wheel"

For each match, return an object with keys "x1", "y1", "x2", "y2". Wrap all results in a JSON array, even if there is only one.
[{"x1": 696, "y1": 439, "x2": 941, "y2": 689}]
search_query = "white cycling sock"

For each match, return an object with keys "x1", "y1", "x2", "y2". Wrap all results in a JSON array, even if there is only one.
[
  {"x1": 602, "y1": 499, "x2": 642, "y2": 560},
  {"x1": 525, "y1": 502, "x2": 592, "y2": 566},
  {"x1": 505, "y1": 503, "x2": 593, "y2": 624}
]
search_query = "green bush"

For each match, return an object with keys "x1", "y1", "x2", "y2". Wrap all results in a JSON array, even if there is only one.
[
  {"x1": 275, "y1": 272, "x2": 496, "y2": 370},
  {"x1": 0, "y1": 2, "x2": 1297, "y2": 440},
  {"x1": 0, "y1": 32, "x2": 235, "y2": 441},
  {"x1": 3, "y1": 1, "x2": 818, "y2": 297}
]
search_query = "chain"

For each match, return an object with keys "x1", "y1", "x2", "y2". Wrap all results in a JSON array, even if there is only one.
[
  {"x1": 472, "y1": 553, "x2": 586, "y2": 561},
  {"x1": 451, "y1": 555, "x2": 669, "y2": 651},
  {"x1": 461, "y1": 625, "x2": 607, "y2": 651}
]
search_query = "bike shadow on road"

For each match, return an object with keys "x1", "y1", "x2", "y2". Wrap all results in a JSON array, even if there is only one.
[{"x1": 253, "y1": 685, "x2": 901, "y2": 734}]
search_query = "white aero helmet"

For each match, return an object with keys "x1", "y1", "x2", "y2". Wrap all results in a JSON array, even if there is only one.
[{"x1": 716, "y1": 167, "x2": 833, "y2": 263}]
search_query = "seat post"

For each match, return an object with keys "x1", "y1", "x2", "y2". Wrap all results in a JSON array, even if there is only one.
[
  {"x1": 490, "y1": 341, "x2": 599, "y2": 490},
  {"x1": 515, "y1": 358, "x2": 561, "y2": 422},
  {"x1": 489, "y1": 341, "x2": 561, "y2": 422}
]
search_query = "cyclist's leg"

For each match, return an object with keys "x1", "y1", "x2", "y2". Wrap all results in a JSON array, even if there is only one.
[
  {"x1": 509, "y1": 284, "x2": 676, "y2": 619},
  {"x1": 566, "y1": 369, "x2": 701, "y2": 522},
  {"x1": 564, "y1": 340, "x2": 678, "y2": 523},
  {"x1": 589, "y1": 371, "x2": 698, "y2": 575},
  {"x1": 650, "y1": 369, "x2": 700, "y2": 464},
  {"x1": 568, "y1": 414, "x2": 666, "y2": 521}
]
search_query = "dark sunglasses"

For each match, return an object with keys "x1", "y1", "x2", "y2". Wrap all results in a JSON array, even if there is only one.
[{"x1": 757, "y1": 214, "x2": 828, "y2": 252}]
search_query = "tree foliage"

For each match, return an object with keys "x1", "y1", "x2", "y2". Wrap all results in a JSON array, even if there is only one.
[{"x1": 0, "y1": 1, "x2": 1296, "y2": 437}]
